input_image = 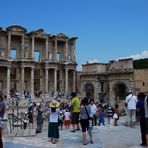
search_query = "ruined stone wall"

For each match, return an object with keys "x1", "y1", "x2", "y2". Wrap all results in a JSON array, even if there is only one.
[{"x1": 134, "y1": 69, "x2": 148, "y2": 95}]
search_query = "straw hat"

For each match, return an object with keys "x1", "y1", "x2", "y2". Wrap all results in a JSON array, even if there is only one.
[{"x1": 49, "y1": 100, "x2": 60, "y2": 108}]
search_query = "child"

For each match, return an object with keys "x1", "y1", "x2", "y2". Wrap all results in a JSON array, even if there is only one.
[
  {"x1": 58, "y1": 109, "x2": 64, "y2": 130},
  {"x1": 107, "y1": 104, "x2": 113, "y2": 124},
  {"x1": 48, "y1": 100, "x2": 60, "y2": 144},
  {"x1": 23, "y1": 112, "x2": 29, "y2": 129},
  {"x1": 64, "y1": 108, "x2": 71, "y2": 129},
  {"x1": 98, "y1": 108, "x2": 105, "y2": 126},
  {"x1": 113, "y1": 104, "x2": 119, "y2": 126}
]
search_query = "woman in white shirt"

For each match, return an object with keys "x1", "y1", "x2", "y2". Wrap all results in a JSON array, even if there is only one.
[{"x1": 48, "y1": 100, "x2": 60, "y2": 144}]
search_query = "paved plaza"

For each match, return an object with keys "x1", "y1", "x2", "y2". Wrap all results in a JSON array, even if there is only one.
[{"x1": 3, "y1": 116, "x2": 145, "y2": 148}]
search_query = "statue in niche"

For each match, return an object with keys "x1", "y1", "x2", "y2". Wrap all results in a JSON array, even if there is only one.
[
  {"x1": 68, "y1": 55, "x2": 71, "y2": 61},
  {"x1": 49, "y1": 53, "x2": 52, "y2": 60},
  {"x1": 25, "y1": 49, "x2": 29, "y2": 58}
]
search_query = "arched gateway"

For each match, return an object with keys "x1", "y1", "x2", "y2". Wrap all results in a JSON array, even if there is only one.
[{"x1": 114, "y1": 83, "x2": 127, "y2": 102}]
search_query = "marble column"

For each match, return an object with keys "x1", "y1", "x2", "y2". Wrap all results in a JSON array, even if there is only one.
[
  {"x1": 8, "y1": 33, "x2": 11, "y2": 58},
  {"x1": 31, "y1": 36, "x2": 35, "y2": 59},
  {"x1": 7, "y1": 67, "x2": 10, "y2": 99},
  {"x1": 21, "y1": 35, "x2": 25, "y2": 58},
  {"x1": 60, "y1": 69, "x2": 63, "y2": 90},
  {"x1": 46, "y1": 37, "x2": 48, "y2": 60},
  {"x1": 54, "y1": 68, "x2": 57, "y2": 93},
  {"x1": 30, "y1": 67, "x2": 35, "y2": 99},
  {"x1": 55, "y1": 39, "x2": 57, "y2": 61},
  {"x1": 40, "y1": 69, "x2": 43, "y2": 92},
  {"x1": 65, "y1": 68, "x2": 68, "y2": 96},
  {"x1": 73, "y1": 70, "x2": 76, "y2": 92},
  {"x1": 21, "y1": 67, "x2": 25, "y2": 99},
  {"x1": 45, "y1": 68, "x2": 49, "y2": 93},
  {"x1": 65, "y1": 41, "x2": 68, "y2": 61}
]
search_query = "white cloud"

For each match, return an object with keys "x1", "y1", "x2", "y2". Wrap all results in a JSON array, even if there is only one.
[
  {"x1": 119, "y1": 50, "x2": 148, "y2": 60},
  {"x1": 87, "y1": 59, "x2": 99, "y2": 63}
]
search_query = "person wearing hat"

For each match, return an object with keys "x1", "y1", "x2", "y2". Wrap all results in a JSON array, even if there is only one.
[{"x1": 48, "y1": 100, "x2": 60, "y2": 144}]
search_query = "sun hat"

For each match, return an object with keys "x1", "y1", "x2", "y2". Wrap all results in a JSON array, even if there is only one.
[{"x1": 49, "y1": 100, "x2": 60, "y2": 108}]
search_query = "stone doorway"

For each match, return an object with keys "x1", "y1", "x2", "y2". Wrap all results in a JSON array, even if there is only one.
[
  {"x1": 114, "y1": 83, "x2": 126, "y2": 102},
  {"x1": 85, "y1": 83, "x2": 94, "y2": 100}
]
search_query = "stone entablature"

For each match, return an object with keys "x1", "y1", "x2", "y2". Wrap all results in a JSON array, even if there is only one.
[{"x1": 0, "y1": 25, "x2": 78, "y2": 99}]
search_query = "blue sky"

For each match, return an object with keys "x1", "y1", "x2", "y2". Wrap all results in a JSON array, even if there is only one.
[{"x1": 0, "y1": 0, "x2": 148, "y2": 69}]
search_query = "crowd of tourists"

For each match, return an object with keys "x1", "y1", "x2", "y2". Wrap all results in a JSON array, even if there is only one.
[{"x1": 0, "y1": 90, "x2": 148, "y2": 147}]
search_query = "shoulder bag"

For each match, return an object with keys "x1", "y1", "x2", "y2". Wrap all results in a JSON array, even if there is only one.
[
  {"x1": 84, "y1": 105, "x2": 93, "y2": 128},
  {"x1": 125, "y1": 95, "x2": 133, "y2": 108}
]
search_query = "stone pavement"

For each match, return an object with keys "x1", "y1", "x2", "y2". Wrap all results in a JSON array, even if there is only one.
[{"x1": 3, "y1": 116, "x2": 145, "y2": 148}]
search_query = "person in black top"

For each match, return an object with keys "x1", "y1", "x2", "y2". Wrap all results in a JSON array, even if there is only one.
[{"x1": 136, "y1": 92, "x2": 146, "y2": 146}]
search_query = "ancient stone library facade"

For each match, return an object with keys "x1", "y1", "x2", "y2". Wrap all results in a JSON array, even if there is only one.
[
  {"x1": 77, "y1": 58, "x2": 136, "y2": 106},
  {"x1": 0, "y1": 25, "x2": 77, "y2": 99}
]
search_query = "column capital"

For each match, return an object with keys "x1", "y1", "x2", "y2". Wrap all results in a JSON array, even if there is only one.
[
  {"x1": 31, "y1": 67, "x2": 35, "y2": 70},
  {"x1": 7, "y1": 66, "x2": 11, "y2": 69}
]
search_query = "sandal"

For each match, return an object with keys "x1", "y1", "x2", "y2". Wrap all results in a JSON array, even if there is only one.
[{"x1": 52, "y1": 141, "x2": 56, "y2": 144}]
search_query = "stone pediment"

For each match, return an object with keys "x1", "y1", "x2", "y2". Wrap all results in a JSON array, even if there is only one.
[
  {"x1": 6, "y1": 25, "x2": 27, "y2": 32},
  {"x1": 33, "y1": 29, "x2": 44, "y2": 34},
  {"x1": 30, "y1": 28, "x2": 46, "y2": 37},
  {"x1": 56, "y1": 33, "x2": 68, "y2": 38}
]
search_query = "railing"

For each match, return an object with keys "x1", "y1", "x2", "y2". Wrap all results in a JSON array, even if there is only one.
[{"x1": 8, "y1": 113, "x2": 23, "y2": 132}]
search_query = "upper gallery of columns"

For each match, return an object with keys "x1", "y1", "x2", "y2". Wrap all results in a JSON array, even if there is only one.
[{"x1": 0, "y1": 25, "x2": 78, "y2": 64}]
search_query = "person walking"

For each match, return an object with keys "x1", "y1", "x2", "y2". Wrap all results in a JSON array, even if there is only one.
[
  {"x1": 113, "y1": 104, "x2": 120, "y2": 126},
  {"x1": 144, "y1": 95, "x2": 148, "y2": 147},
  {"x1": 0, "y1": 95, "x2": 5, "y2": 148},
  {"x1": 136, "y1": 92, "x2": 146, "y2": 146},
  {"x1": 70, "y1": 92, "x2": 80, "y2": 132},
  {"x1": 107, "y1": 104, "x2": 114, "y2": 124},
  {"x1": 48, "y1": 100, "x2": 60, "y2": 144},
  {"x1": 80, "y1": 98, "x2": 93, "y2": 145},
  {"x1": 125, "y1": 90, "x2": 137, "y2": 127},
  {"x1": 89, "y1": 99, "x2": 97, "y2": 126},
  {"x1": 98, "y1": 107, "x2": 105, "y2": 126},
  {"x1": 64, "y1": 108, "x2": 71, "y2": 129},
  {"x1": 36, "y1": 103, "x2": 43, "y2": 133}
]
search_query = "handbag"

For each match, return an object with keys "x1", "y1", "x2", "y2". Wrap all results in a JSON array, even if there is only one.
[{"x1": 113, "y1": 113, "x2": 118, "y2": 119}]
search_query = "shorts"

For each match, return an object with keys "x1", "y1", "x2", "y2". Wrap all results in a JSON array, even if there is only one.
[
  {"x1": 71, "y1": 112, "x2": 80, "y2": 124},
  {"x1": 80, "y1": 119, "x2": 89, "y2": 132},
  {"x1": 64, "y1": 120, "x2": 70, "y2": 126}
]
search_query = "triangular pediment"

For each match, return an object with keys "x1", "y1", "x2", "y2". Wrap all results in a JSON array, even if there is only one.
[{"x1": 6, "y1": 25, "x2": 27, "y2": 32}]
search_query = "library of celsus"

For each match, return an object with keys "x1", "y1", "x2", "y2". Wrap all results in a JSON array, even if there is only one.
[{"x1": 0, "y1": 25, "x2": 77, "y2": 99}]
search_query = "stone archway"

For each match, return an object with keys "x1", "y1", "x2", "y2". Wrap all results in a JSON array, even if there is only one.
[
  {"x1": 85, "y1": 83, "x2": 94, "y2": 100},
  {"x1": 114, "y1": 83, "x2": 126, "y2": 102}
]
